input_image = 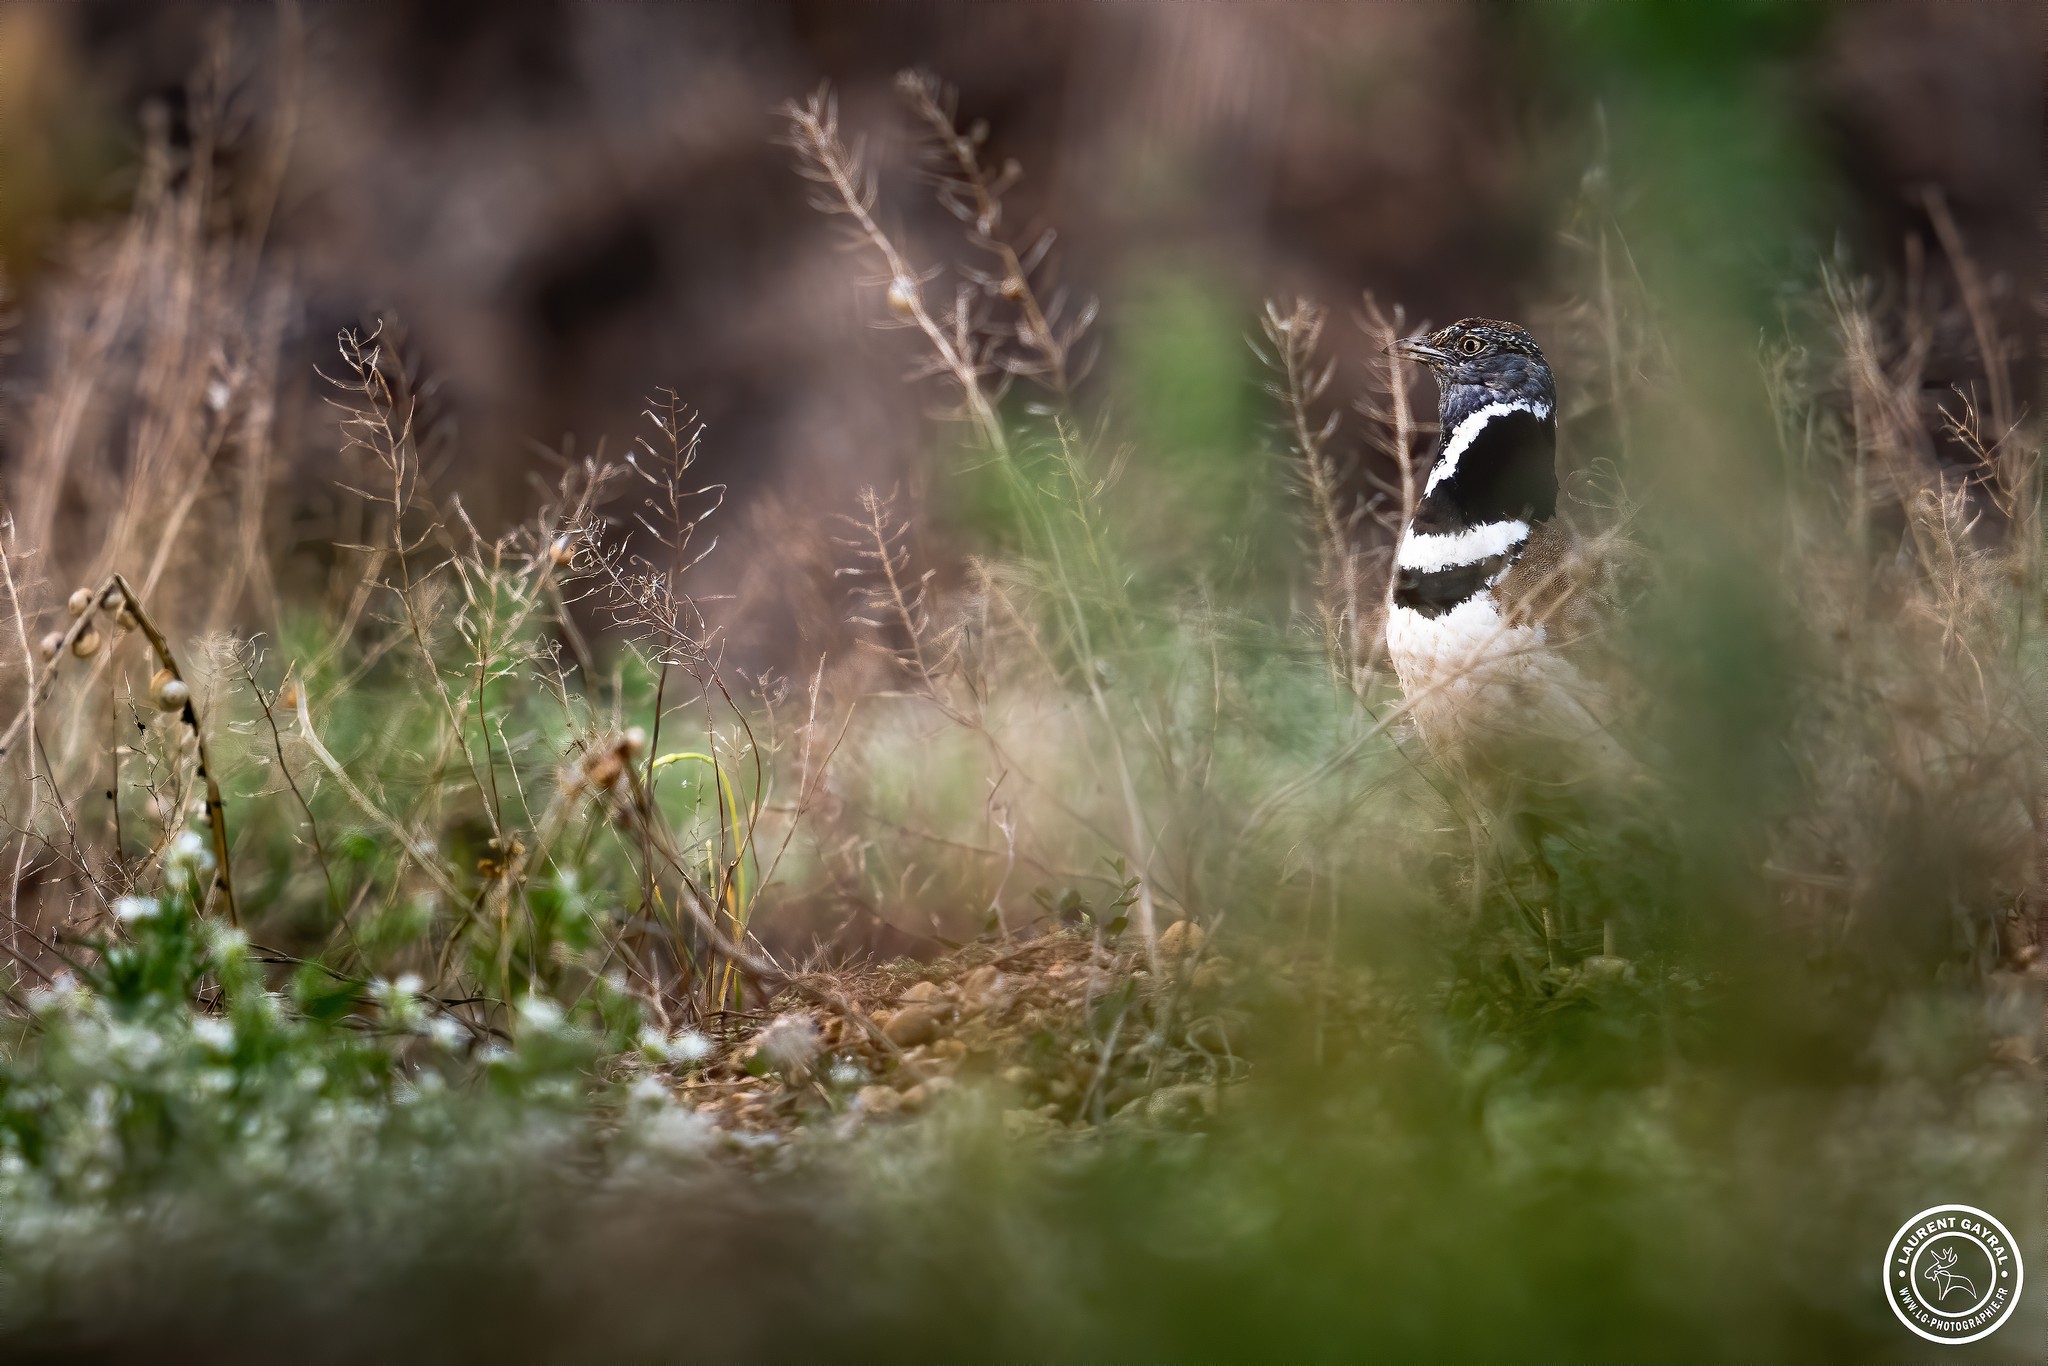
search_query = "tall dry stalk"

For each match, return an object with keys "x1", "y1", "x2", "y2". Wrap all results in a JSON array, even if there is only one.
[
  {"x1": 784, "y1": 77, "x2": 1168, "y2": 965},
  {"x1": 1255, "y1": 299, "x2": 1368, "y2": 690},
  {"x1": 1353, "y1": 295, "x2": 1422, "y2": 678}
]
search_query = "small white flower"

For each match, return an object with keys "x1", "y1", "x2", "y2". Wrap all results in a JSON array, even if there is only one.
[
  {"x1": 191, "y1": 1016, "x2": 234, "y2": 1052},
  {"x1": 27, "y1": 973, "x2": 79, "y2": 1013},
  {"x1": 202, "y1": 922, "x2": 248, "y2": 957},
  {"x1": 516, "y1": 996, "x2": 565, "y2": 1033},
  {"x1": 829, "y1": 1062, "x2": 863, "y2": 1088},
  {"x1": 163, "y1": 829, "x2": 215, "y2": 891},
  {"x1": 529, "y1": 1078, "x2": 577, "y2": 1105},
  {"x1": 641, "y1": 1106, "x2": 715, "y2": 1157},
  {"x1": 636, "y1": 1025, "x2": 673, "y2": 1060},
  {"x1": 629, "y1": 1075, "x2": 670, "y2": 1105},
  {"x1": 370, "y1": 976, "x2": 425, "y2": 1031},
  {"x1": 113, "y1": 896, "x2": 161, "y2": 924},
  {"x1": 107, "y1": 1021, "x2": 164, "y2": 1068},
  {"x1": 426, "y1": 1016, "x2": 467, "y2": 1050},
  {"x1": 393, "y1": 972, "x2": 423, "y2": 997},
  {"x1": 668, "y1": 1029, "x2": 714, "y2": 1063}
]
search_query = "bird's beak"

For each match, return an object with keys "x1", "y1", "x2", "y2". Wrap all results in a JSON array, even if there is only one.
[{"x1": 1391, "y1": 335, "x2": 1450, "y2": 367}]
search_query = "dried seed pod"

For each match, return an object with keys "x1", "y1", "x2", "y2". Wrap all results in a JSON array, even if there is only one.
[
  {"x1": 66, "y1": 588, "x2": 93, "y2": 618},
  {"x1": 99, "y1": 586, "x2": 125, "y2": 613},
  {"x1": 38, "y1": 631, "x2": 63, "y2": 661},
  {"x1": 621, "y1": 726, "x2": 648, "y2": 757},
  {"x1": 548, "y1": 535, "x2": 575, "y2": 568},
  {"x1": 277, "y1": 682, "x2": 299, "y2": 712},
  {"x1": 114, "y1": 608, "x2": 139, "y2": 633},
  {"x1": 582, "y1": 749, "x2": 624, "y2": 792},
  {"x1": 70, "y1": 627, "x2": 102, "y2": 659},
  {"x1": 150, "y1": 669, "x2": 190, "y2": 712},
  {"x1": 885, "y1": 276, "x2": 919, "y2": 318}
]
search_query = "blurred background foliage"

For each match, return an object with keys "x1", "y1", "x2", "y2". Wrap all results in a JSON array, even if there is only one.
[
  {"x1": 0, "y1": 0, "x2": 2031, "y2": 629},
  {"x1": 0, "y1": 1, "x2": 2039, "y2": 1361}
]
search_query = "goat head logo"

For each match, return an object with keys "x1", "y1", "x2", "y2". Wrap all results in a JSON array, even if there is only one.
[{"x1": 1922, "y1": 1246, "x2": 1979, "y2": 1303}]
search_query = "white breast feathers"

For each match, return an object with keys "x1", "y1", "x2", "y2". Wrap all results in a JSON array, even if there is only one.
[
  {"x1": 1386, "y1": 591, "x2": 1624, "y2": 761},
  {"x1": 1386, "y1": 591, "x2": 1547, "y2": 722}
]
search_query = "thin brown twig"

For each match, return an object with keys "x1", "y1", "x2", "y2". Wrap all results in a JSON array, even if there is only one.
[{"x1": 108, "y1": 573, "x2": 237, "y2": 924}]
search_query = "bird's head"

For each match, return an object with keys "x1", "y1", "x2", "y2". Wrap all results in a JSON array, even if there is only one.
[{"x1": 1394, "y1": 319, "x2": 1555, "y2": 412}]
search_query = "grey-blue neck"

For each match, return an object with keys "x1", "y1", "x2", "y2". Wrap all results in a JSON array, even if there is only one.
[{"x1": 1439, "y1": 361, "x2": 1555, "y2": 431}]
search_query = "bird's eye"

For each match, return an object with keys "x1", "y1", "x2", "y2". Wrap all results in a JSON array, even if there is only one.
[{"x1": 1458, "y1": 335, "x2": 1485, "y2": 356}]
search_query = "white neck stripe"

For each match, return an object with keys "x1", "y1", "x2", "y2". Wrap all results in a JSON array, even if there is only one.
[
  {"x1": 1397, "y1": 519, "x2": 1530, "y2": 572},
  {"x1": 1421, "y1": 399, "x2": 1552, "y2": 498}
]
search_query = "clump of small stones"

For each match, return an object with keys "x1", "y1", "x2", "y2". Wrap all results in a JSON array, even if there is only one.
[{"x1": 667, "y1": 922, "x2": 1252, "y2": 1138}]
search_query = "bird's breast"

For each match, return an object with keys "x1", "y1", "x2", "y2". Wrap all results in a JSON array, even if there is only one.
[
  {"x1": 1387, "y1": 512, "x2": 1556, "y2": 741},
  {"x1": 1386, "y1": 590, "x2": 1547, "y2": 700}
]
